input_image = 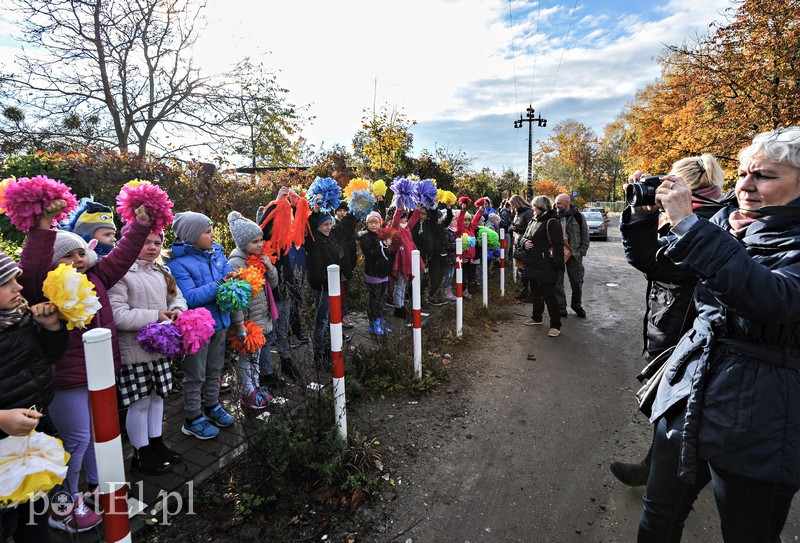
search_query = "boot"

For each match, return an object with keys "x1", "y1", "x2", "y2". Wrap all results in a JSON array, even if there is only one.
[
  {"x1": 131, "y1": 445, "x2": 172, "y2": 474},
  {"x1": 281, "y1": 357, "x2": 301, "y2": 381},
  {"x1": 610, "y1": 447, "x2": 652, "y2": 487},
  {"x1": 373, "y1": 319, "x2": 384, "y2": 335},
  {"x1": 149, "y1": 436, "x2": 182, "y2": 463},
  {"x1": 379, "y1": 318, "x2": 392, "y2": 334}
]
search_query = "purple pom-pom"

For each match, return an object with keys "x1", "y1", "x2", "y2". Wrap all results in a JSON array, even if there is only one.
[
  {"x1": 137, "y1": 322, "x2": 182, "y2": 358},
  {"x1": 414, "y1": 179, "x2": 438, "y2": 209},
  {"x1": 390, "y1": 176, "x2": 416, "y2": 210}
]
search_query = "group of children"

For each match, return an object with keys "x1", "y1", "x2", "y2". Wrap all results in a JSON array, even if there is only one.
[{"x1": 0, "y1": 186, "x2": 502, "y2": 541}]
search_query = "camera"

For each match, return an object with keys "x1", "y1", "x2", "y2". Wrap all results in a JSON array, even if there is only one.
[{"x1": 625, "y1": 176, "x2": 663, "y2": 207}]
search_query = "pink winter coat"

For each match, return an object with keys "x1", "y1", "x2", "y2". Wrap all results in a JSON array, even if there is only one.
[
  {"x1": 456, "y1": 208, "x2": 484, "y2": 261},
  {"x1": 391, "y1": 207, "x2": 425, "y2": 278}
]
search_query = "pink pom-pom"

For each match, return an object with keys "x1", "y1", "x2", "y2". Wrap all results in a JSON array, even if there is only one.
[
  {"x1": 175, "y1": 307, "x2": 216, "y2": 355},
  {"x1": 2, "y1": 175, "x2": 78, "y2": 232},
  {"x1": 116, "y1": 180, "x2": 174, "y2": 234}
]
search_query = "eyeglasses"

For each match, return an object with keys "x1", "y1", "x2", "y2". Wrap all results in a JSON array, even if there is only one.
[{"x1": 753, "y1": 127, "x2": 800, "y2": 144}]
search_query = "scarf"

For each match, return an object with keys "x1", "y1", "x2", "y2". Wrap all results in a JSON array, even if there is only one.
[
  {"x1": 0, "y1": 305, "x2": 25, "y2": 332},
  {"x1": 728, "y1": 210, "x2": 758, "y2": 239}
]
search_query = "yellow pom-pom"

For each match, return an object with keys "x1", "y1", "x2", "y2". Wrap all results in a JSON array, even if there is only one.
[
  {"x1": 371, "y1": 180, "x2": 387, "y2": 197},
  {"x1": 123, "y1": 179, "x2": 151, "y2": 189},
  {"x1": 343, "y1": 178, "x2": 372, "y2": 200},
  {"x1": 0, "y1": 177, "x2": 16, "y2": 214},
  {"x1": 437, "y1": 190, "x2": 456, "y2": 205},
  {"x1": 42, "y1": 264, "x2": 101, "y2": 330}
]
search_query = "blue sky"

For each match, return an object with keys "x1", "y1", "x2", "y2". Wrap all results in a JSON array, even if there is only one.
[{"x1": 1, "y1": 0, "x2": 734, "y2": 175}]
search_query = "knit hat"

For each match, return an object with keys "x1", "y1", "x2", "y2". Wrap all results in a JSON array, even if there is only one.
[
  {"x1": 337, "y1": 201, "x2": 349, "y2": 211},
  {"x1": 317, "y1": 212, "x2": 334, "y2": 228},
  {"x1": 51, "y1": 231, "x2": 98, "y2": 268},
  {"x1": 366, "y1": 211, "x2": 382, "y2": 224},
  {"x1": 69, "y1": 201, "x2": 116, "y2": 239},
  {"x1": 0, "y1": 252, "x2": 21, "y2": 286},
  {"x1": 488, "y1": 213, "x2": 500, "y2": 224},
  {"x1": 172, "y1": 212, "x2": 213, "y2": 245},
  {"x1": 227, "y1": 211, "x2": 263, "y2": 250}
]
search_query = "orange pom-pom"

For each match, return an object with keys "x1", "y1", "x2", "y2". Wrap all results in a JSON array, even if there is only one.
[
  {"x1": 229, "y1": 321, "x2": 267, "y2": 354},
  {"x1": 234, "y1": 265, "x2": 266, "y2": 296}
]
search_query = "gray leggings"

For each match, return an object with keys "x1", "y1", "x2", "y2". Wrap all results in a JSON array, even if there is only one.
[{"x1": 182, "y1": 329, "x2": 226, "y2": 420}]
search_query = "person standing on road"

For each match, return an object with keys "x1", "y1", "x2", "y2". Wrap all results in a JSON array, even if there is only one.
[
  {"x1": 612, "y1": 153, "x2": 725, "y2": 487},
  {"x1": 637, "y1": 127, "x2": 800, "y2": 542},
  {"x1": 554, "y1": 194, "x2": 589, "y2": 318},
  {"x1": 508, "y1": 194, "x2": 534, "y2": 301},
  {"x1": 516, "y1": 195, "x2": 563, "y2": 337}
]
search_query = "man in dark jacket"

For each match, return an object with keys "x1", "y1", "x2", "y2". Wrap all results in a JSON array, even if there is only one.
[{"x1": 554, "y1": 194, "x2": 590, "y2": 317}]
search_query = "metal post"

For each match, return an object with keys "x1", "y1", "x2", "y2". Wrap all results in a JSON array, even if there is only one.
[
  {"x1": 455, "y1": 237, "x2": 463, "y2": 338},
  {"x1": 411, "y1": 250, "x2": 422, "y2": 379},
  {"x1": 499, "y1": 227, "x2": 506, "y2": 297},
  {"x1": 481, "y1": 231, "x2": 488, "y2": 308}
]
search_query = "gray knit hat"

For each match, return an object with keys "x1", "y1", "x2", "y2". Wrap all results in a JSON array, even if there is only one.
[
  {"x1": 227, "y1": 211, "x2": 262, "y2": 250},
  {"x1": 0, "y1": 252, "x2": 21, "y2": 286},
  {"x1": 172, "y1": 212, "x2": 213, "y2": 245},
  {"x1": 51, "y1": 231, "x2": 98, "y2": 268}
]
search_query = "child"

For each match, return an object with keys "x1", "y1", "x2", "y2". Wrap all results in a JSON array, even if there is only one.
[
  {"x1": 227, "y1": 211, "x2": 279, "y2": 409},
  {"x1": 67, "y1": 200, "x2": 118, "y2": 259},
  {"x1": 20, "y1": 201, "x2": 151, "y2": 534},
  {"x1": 166, "y1": 212, "x2": 235, "y2": 440},
  {"x1": 390, "y1": 202, "x2": 423, "y2": 319},
  {"x1": 440, "y1": 222, "x2": 458, "y2": 302},
  {"x1": 358, "y1": 211, "x2": 396, "y2": 335},
  {"x1": 108, "y1": 228, "x2": 187, "y2": 474},
  {"x1": 305, "y1": 197, "x2": 343, "y2": 369},
  {"x1": 0, "y1": 246, "x2": 67, "y2": 543},
  {"x1": 455, "y1": 197, "x2": 485, "y2": 298},
  {"x1": 334, "y1": 202, "x2": 357, "y2": 329}
]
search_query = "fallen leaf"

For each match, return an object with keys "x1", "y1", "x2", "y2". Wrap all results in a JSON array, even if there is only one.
[
  {"x1": 349, "y1": 488, "x2": 364, "y2": 514},
  {"x1": 313, "y1": 517, "x2": 331, "y2": 539},
  {"x1": 221, "y1": 492, "x2": 237, "y2": 505},
  {"x1": 310, "y1": 486, "x2": 337, "y2": 503}
]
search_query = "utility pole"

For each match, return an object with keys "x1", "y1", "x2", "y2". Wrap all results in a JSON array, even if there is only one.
[{"x1": 514, "y1": 105, "x2": 547, "y2": 199}]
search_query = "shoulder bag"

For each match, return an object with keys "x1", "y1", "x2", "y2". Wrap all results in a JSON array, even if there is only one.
[{"x1": 546, "y1": 219, "x2": 573, "y2": 264}]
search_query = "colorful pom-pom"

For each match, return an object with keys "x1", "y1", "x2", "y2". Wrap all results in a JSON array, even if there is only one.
[
  {"x1": 371, "y1": 180, "x2": 388, "y2": 198},
  {"x1": 42, "y1": 264, "x2": 101, "y2": 330},
  {"x1": 390, "y1": 176, "x2": 416, "y2": 210},
  {"x1": 137, "y1": 321, "x2": 183, "y2": 358},
  {"x1": 468, "y1": 235, "x2": 476, "y2": 248},
  {"x1": 228, "y1": 321, "x2": 266, "y2": 355},
  {"x1": 175, "y1": 307, "x2": 216, "y2": 355},
  {"x1": 216, "y1": 279, "x2": 252, "y2": 312},
  {"x1": 245, "y1": 254, "x2": 267, "y2": 276},
  {"x1": 414, "y1": 179, "x2": 438, "y2": 209},
  {"x1": 348, "y1": 189, "x2": 374, "y2": 220},
  {"x1": 343, "y1": 177, "x2": 371, "y2": 200},
  {"x1": 115, "y1": 179, "x2": 174, "y2": 234},
  {"x1": 233, "y1": 266, "x2": 266, "y2": 297},
  {"x1": 476, "y1": 225, "x2": 500, "y2": 249},
  {"x1": 1, "y1": 176, "x2": 78, "y2": 232},
  {"x1": 458, "y1": 196, "x2": 472, "y2": 207},
  {"x1": 306, "y1": 177, "x2": 342, "y2": 212},
  {"x1": 0, "y1": 177, "x2": 15, "y2": 214},
  {"x1": 437, "y1": 189, "x2": 457, "y2": 206}
]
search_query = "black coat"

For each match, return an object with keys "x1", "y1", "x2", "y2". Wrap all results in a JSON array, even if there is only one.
[
  {"x1": 305, "y1": 213, "x2": 343, "y2": 291},
  {"x1": 515, "y1": 209, "x2": 564, "y2": 283},
  {"x1": 332, "y1": 214, "x2": 359, "y2": 280},
  {"x1": 651, "y1": 200, "x2": 800, "y2": 485},
  {"x1": 411, "y1": 207, "x2": 453, "y2": 259},
  {"x1": 511, "y1": 206, "x2": 533, "y2": 235},
  {"x1": 359, "y1": 230, "x2": 393, "y2": 278},
  {"x1": 0, "y1": 313, "x2": 67, "y2": 438}
]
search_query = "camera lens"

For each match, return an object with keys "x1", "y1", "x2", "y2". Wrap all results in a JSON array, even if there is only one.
[{"x1": 626, "y1": 182, "x2": 657, "y2": 207}]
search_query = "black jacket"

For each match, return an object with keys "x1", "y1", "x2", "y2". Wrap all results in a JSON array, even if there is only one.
[
  {"x1": 411, "y1": 207, "x2": 453, "y2": 259},
  {"x1": 0, "y1": 313, "x2": 68, "y2": 438},
  {"x1": 516, "y1": 208, "x2": 564, "y2": 282},
  {"x1": 305, "y1": 212, "x2": 343, "y2": 291},
  {"x1": 511, "y1": 206, "x2": 533, "y2": 235},
  {"x1": 332, "y1": 214, "x2": 359, "y2": 281},
  {"x1": 359, "y1": 230, "x2": 394, "y2": 278}
]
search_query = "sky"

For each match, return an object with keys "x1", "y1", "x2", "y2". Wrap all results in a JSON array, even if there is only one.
[{"x1": 1, "y1": 0, "x2": 735, "y2": 176}]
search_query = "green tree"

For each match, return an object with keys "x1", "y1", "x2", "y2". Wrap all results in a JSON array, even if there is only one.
[{"x1": 352, "y1": 105, "x2": 416, "y2": 178}]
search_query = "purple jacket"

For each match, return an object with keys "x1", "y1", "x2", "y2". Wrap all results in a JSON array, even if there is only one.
[{"x1": 20, "y1": 219, "x2": 150, "y2": 390}]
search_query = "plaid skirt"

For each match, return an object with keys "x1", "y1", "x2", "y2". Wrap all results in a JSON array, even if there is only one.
[{"x1": 117, "y1": 358, "x2": 173, "y2": 407}]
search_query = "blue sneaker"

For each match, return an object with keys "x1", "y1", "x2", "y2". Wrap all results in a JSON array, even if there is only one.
[
  {"x1": 241, "y1": 389, "x2": 272, "y2": 410},
  {"x1": 206, "y1": 404, "x2": 234, "y2": 427},
  {"x1": 181, "y1": 416, "x2": 220, "y2": 440}
]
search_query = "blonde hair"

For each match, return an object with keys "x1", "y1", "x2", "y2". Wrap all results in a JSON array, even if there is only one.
[
  {"x1": 670, "y1": 153, "x2": 724, "y2": 190},
  {"x1": 508, "y1": 194, "x2": 529, "y2": 210},
  {"x1": 531, "y1": 195, "x2": 552, "y2": 211}
]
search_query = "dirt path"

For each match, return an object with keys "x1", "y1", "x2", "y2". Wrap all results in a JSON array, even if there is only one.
[{"x1": 355, "y1": 221, "x2": 800, "y2": 542}]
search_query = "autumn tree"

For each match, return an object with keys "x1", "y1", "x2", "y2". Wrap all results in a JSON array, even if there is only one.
[
  {"x1": 595, "y1": 119, "x2": 629, "y2": 201},
  {"x1": 533, "y1": 120, "x2": 601, "y2": 200},
  {"x1": 352, "y1": 105, "x2": 416, "y2": 178}
]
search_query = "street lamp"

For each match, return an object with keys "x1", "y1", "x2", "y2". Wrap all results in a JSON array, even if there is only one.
[{"x1": 514, "y1": 105, "x2": 547, "y2": 199}]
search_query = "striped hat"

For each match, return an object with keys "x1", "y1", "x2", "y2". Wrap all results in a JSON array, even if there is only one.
[{"x1": 0, "y1": 252, "x2": 21, "y2": 286}]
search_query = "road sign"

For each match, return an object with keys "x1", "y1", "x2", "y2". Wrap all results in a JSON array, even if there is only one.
[{"x1": 571, "y1": 190, "x2": 578, "y2": 198}]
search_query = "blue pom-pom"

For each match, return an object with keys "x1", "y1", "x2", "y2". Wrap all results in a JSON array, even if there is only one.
[
  {"x1": 468, "y1": 235, "x2": 476, "y2": 248},
  {"x1": 390, "y1": 176, "x2": 416, "y2": 210},
  {"x1": 216, "y1": 279, "x2": 253, "y2": 312},
  {"x1": 307, "y1": 177, "x2": 342, "y2": 212},
  {"x1": 349, "y1": 189, "x2": 374, "y2": 220},
  {"x1": 414, "y1": 179, "x2": 438, "y2": 209}
]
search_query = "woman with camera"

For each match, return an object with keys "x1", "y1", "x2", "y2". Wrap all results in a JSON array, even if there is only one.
[
  {"x1": 515, "y1": 195, "x2": 563, "y2": 337},
  {"x1": 612, "y1": 154, "x2": 725, "y2": 487},
  {"x1": 634, "y1": 128, "x2": 800, "y2": 542}
]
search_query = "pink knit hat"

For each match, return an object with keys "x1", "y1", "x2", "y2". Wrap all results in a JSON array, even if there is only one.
[{"x1": 366, "y1": 211, "x2": 382, "y2": 224}]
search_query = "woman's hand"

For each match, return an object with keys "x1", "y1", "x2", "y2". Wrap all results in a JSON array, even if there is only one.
[
  {"x1": 655, "y1": 175, "x2": 693, "y2": 225},
  {"x1": 30, "y1": 302, "x2": 62, "y2": 331},
  {"x1": 0, "y1": 408, "x2": 41, "y2": 436},
  {"x1": 524, "y1": 239, "x2": 533, "y2": 250}
]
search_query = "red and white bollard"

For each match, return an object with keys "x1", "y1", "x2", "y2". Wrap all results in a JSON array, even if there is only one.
[
  {"x1": 83, "y1": 328, "x2": 131, "y2": 543},
  {"x1": 455, "y1": 237, "x2": 463, "y2": 338},
  {"x1": 499, "y1": 227, "x2": 506, "y2": 297},
  {"x1": 481, "y1": 231, "x2": 488, "y2": 308},
  {"x1": 327, "y1": 264, "x2": 347, "y2": 442},
  {"x1": 411, "y1": 249, "x2": 422, "y2": 380}
]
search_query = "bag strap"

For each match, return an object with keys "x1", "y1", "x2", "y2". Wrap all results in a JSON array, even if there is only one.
[{"x1": 545, "y1": 218, "x2": 554, "y2": 248}]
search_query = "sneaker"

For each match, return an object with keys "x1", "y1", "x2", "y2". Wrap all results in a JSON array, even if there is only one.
[
  {"x1": 428, "y1": 297, "x2": 447, "y2": 307},
  {"x1": 341, "y1": 315, "x2": 354, "y2": 329},
  {"x1": 182, "y1": 415, "x2": 220, "y2": 440},
  {"x1": 296, "y1": 332, "x2": 309, "y2": 344},
  {"x1": 463, "y1": 291, "x2": 473, "y2": 299},
  {"x1": 524, "y1": 318, "x2": 543, "y2": 326},
  {"x1": 219, "y1": 376, "x2": 231, "y2": 393},
  {"x1": 49, "y1": 501, "x2": 102, "y2": 533},
  {"x1": 242, "y1": 389, "x2": 272, "y2": 410},
  {"x1": 289, "y1": 337, "x2": 302, "y2": 349},
  {"x1": 443, "y1": 292, "x2": 457, "y2": 302},
  {"x1": 206, "y1": 404, "x2": 235, "y2": 427},
  {"x1": 548, "y1": 328, "x2": 561, "y2": 337}
]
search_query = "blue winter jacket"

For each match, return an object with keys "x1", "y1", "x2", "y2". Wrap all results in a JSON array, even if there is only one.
[
  {"x1": 651, "y1": 201, "x2": 800, "y2": 486},
  {"x1": 166, "y1": 242, "x2": 232, "y2": 331}
]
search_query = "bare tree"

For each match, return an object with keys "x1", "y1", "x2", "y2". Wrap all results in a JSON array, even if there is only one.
[{"x1": 1, "y1": 0, "x2": 245, "y2": 157}]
